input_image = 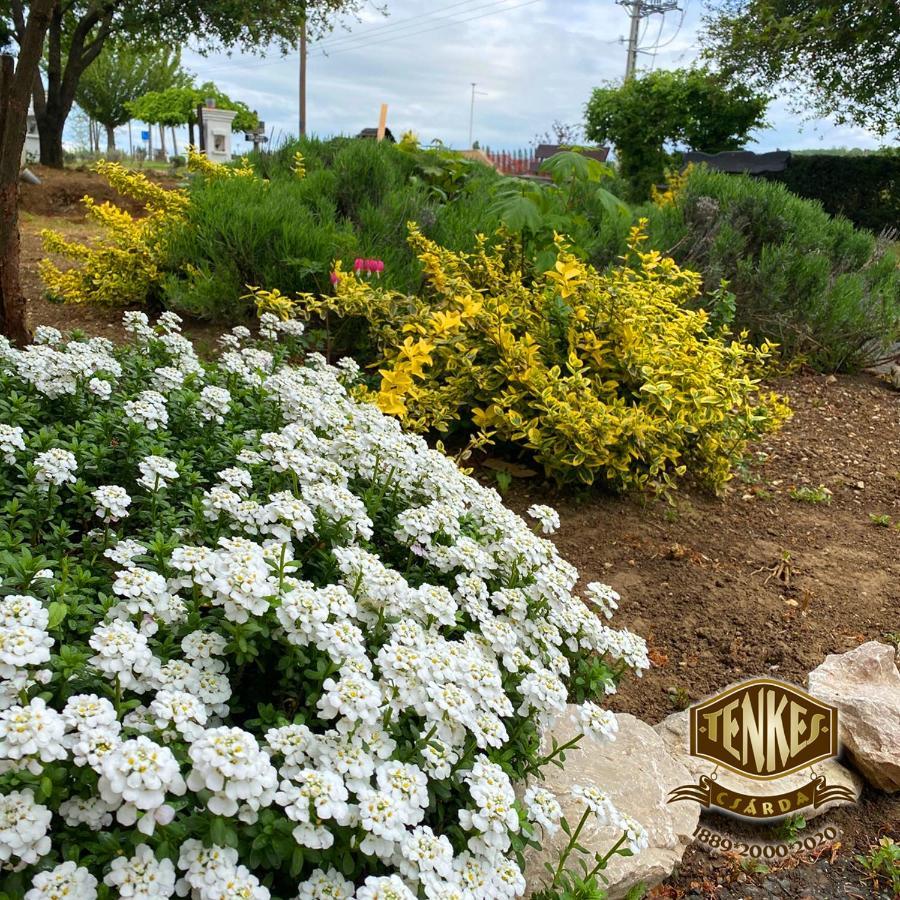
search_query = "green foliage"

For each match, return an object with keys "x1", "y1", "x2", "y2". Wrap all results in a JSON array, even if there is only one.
[
  {"x1": 75, "y1": 41, "x2": 188, "y2": 133},
  {"x1": 585, "y1": 67, "x2": 768, "y2": 198},
  {"x1": 640, "y1": 166, "x2": 900, "y2": 370},
  {"x1": 126, "y1": 81, "x2": 258, "y2": 132},
  {"x1": 701, "y1": 0, "x2": 900, "y2": 137},
  {"x1": 855, "y1": 837, "x2": 900, "y2": 895},
  {"x1": 763, "y1": 151, "x2": 900, "y2": 232}
]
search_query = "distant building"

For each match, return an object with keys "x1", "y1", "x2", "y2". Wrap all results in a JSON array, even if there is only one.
[
  {"x1": 534, "y1": 144, "x2": 609, "y2": 167},
  {"x1": 683, "y1": 150, "x2": 791, "y2": 174},
  {"x1": 357, "y1": 127, "x2": 396, "y2": 143}
]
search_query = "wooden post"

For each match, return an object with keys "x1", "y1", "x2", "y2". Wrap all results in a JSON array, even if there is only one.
[{"x1": 376, "y1": 103, "x2": 388, "y2": 142}]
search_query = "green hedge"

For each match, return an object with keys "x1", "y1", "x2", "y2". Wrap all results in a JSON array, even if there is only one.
[
  {"x1": 763, "y1": 153, "x2": 900, "y2": 233},
  {"x1": 643, "y1": 167, "x2": 900, "y2": 371}
]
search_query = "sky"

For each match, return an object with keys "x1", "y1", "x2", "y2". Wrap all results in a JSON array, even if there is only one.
[{"x1": 98, "y1": 0, "x2": 886, "y2": 155}]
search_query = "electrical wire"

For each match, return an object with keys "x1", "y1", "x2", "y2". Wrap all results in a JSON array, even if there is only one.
[
  {"x1": 310, "y1": 0, "x2": 546, "y2": 58},
  {"x1": 315, "y1": 0, "x2": 520, "y2": 50}
]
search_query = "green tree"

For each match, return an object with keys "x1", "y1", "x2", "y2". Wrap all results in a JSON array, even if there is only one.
[
  {"x1": 585, "y1": 67, "x2": 768, "y2": 198},
  {"x1": 127, "y1": 81, "x2": 259, "y2": 150},
  {"x1": 701, "y1": 1, "x2": 900, "y2": 138},
  {"x1": 1, "y1": 0, "x2": 369, "y2": 167},
  {"x1": 75, "y1": 41, "x2": 186, "y2": 153}
]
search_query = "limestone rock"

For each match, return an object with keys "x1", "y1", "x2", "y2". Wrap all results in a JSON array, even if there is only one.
[
  {"x1": 523, "y1": 710, "x2": 698, "y2": 899},
  {"x1": 654, "y1": 710, "x2": 862, "y2": 818},
  {"x1": 807, "y1": 641, "x2": 900, "y2": 792}
]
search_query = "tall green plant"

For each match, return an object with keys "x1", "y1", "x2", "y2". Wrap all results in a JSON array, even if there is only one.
[{"x1": 585, "y1": 68, "x2": 768, "y2": 198}]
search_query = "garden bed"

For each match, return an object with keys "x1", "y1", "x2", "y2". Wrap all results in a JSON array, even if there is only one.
[{"x1": 13, "y1": 169, "x2": 899, "y2": 898}]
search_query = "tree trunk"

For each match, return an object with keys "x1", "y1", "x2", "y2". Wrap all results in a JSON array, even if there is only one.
[
  {"x1": 36, "y1": 107, "x2": 65, "y2": 167},
  {"x1": 188, "y1": 121, "x2": 195, "y2": 149},
  {"x1": 105, "y1": 123, "x2": 116, "y2": 154},
  {"x1": 32, "y1": 3, "x2": 114, "y2": 169},
  {"x1": 158, "y1": 123, "x2": 166, "y2": 158},
  {"x1": 0, "y1": 0, "x2": 55, "y2": 343},
  {"x1": 171, "y1": 127, "x2": 177, "y2": 157}
]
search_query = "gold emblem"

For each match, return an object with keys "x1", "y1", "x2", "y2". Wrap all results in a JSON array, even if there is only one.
[{"x1": 668, "y1": 678, "x2": 856, "y2": 819}]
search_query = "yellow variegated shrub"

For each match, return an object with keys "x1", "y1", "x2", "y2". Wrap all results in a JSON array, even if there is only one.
[
  {"x1": 39, "y1": 151, "x2": 250, "y2": 307},
  {"x1": 256, "y1": 222, "x2": 790, "y2": 491}
]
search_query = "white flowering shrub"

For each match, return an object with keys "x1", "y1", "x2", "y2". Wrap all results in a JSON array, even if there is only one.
[{"x1": 0, "y1": 313, "x2": 649, "y2": 899}]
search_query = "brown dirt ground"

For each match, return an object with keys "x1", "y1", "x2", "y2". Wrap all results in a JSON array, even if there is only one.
[
  {"x1": 16, "y1": 169, "x2": 900, "y2": 899},
  {"x1": 503, "y1": 375, "x2": 900, "y2": 897}
]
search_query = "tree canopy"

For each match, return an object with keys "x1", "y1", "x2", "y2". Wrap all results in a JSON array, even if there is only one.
[
  {"x1": 127, "y1": 81, "x2": 259, "y2": 134},
  {"x1": 584, "y1": 67, "x2": 768, "y2": 197},
  {"x1": 701, "y1": 0, "x2": 900, "y2": 138},
  {"x1": 1, "y1": 0, "x2": 369, "y2": 164},
  {"x1": 75, "y1": 42, "x2": 188, "y2": 148}
]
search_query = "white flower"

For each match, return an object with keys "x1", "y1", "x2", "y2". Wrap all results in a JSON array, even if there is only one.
[
  {"x1": 571, "y1": 783, "x2": 619, "y2": 826},
  {"x1": 0, "y1": 789, "x2": 52, "y2": 865},
  {"x1": 527, "y1": 503, "x2": 560, "y2": 534},
  {"x1": 150, "y1": 689, "x2": 208, "y2": 741},
  {"x1": 585, "y1": 582, "x2": 620, "y2": 620},
  {"x1": 0, "y1": 697, "x2": 67, "y2": 773},
  {"x1": 295, "y1": 867, "x2": 354, "y2": 900},
  {"x1": 93, "y1": 484, "x2": 132, "y2": 522},
  {"x1": 577, "y1": 702, "x2": 619, "y2": 742},
  {"x1": 197, "y1": 385, "x2": 232, "y2": 423},
  {"x1": 34, "y1": 448, "x2": 77, "y2": 487},
  {"x1": 355, "y1": 875, "x2": 416, "y2": 900},
  {"x1": 523, "y1": 785, "x2": 562, "y2": 835},
  {"x1": 26, "y1": 862, "x2": 98, "y2": 900},
  {"x1": 105, "y1": 538, "x2": 147, "y2": 566},
  {"x1": 137, "y1": 455, "x2": 178, "y2": 490},
  {"x1": 104, "y1": 843, "x2": 177, "y2": 898},
  {"x1": 0, "y1": 424, "x2": 25, "y2": 463},
  {"x1": 88, "y1": 620, "x2": 157, "y2": 692},
  {"x1": 98, "y1": 736, "x2": 186, "y2": 834},
  {"x1": 33, "y1": 325, "x2": 62, "y2": 345},
  {"x1": 62, "y1": 694, "x2": 119, "y2": 734},
  {"x1": 187, "y1": 727, "x2": 277, "y2": 822},
  {"x1": 153, "y1": 365, "x2": 185, "y2": 392},
  {"x1": 618, "y1": 811, "x2": 650, "y2": 854},
  {"x1": 317, "y1": 671, "x2": 382, "y2": 726},
  {"x1": 88, "y1": 377, "x2": 112, "y2": 400},
  {"x1": 181, "y1": 629, "x2": 227, "y2": 661},
  {"x1": 58, "y1": 794, "x2": 114, "y2": 830},
  {"x1": 123, "y1": 390, "x2": 168, "y2": 430},
  {"x1": 124, "y1": 311, "x2": 153, "y2": 341}
]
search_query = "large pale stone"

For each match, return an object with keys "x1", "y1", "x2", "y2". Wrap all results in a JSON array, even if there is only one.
[
  {"x1": 807, "y1": 641, "x2": 900, "y2": 792},
  {"x1": 654, "y1": 710, "x2": 862, "y2": 818},
  {"x1": 523, "y1": 710, "x2": 698, "y2": 900}
]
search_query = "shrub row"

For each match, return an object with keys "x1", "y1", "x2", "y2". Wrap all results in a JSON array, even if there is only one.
[{"x1": 762, "y1": 152, "x2": 900, "y2": 234}]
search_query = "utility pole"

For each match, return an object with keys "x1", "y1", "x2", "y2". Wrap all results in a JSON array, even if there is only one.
[
  {"x1": 618, "y1": 0, "x2": 679, "y2": 80},
  {"x1": 298, "y1": 17, "x2": 308, "y2": 137},
  {"x1": 468, "y1": 82, "x2": 487, "y2": 148}
]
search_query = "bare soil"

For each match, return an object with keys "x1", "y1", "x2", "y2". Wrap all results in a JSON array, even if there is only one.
[
  {"x1": 503, "y1": 374, "x2": 900, "y2": 897},
  {"x1": 17, "y1": 167, "x2": 900, "y2": 899}
]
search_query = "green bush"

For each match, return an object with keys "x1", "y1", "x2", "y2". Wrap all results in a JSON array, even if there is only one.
[
  {"x1": 161, "y1": 138, "x2": 507, "y2": 319},
  {"x1": 764, "y1": 151, "x2": 900, "y2": 233},
  {"x1": 642, "y1": 167, "x2": 900, "y2": 370}
]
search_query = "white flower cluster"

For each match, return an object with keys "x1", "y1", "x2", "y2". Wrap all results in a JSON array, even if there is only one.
[{"x1": 0, "y1": 315, "x2": 649, "y2": 898}]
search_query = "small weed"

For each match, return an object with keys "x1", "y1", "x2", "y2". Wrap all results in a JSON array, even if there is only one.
[
  {"x1": 739, "y1": 858, "x2": 770, "y2": 875},
  {"x1": 666, "y1": 685, "x2": 691, "y2": 710},
  {"x1": 869, "y1": 513, "x2": 892, "y2": 527},
  {"x1": 790, "y1": 484, "x2": 832, "y2": 505},
  {"x1": 855, "y1": 837, "x2": 900, "y2": 895},
  {"x1": 492, "y1": 470, "x2": 512, "y2": 495},
  {"x1": 883, "y1": 631, "x2": 900, "y2": 650},
  {"x1": 771, "y1": 813, "x2": 806, "y2": 842}
]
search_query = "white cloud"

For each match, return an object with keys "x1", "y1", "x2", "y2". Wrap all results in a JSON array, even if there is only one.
[{"x1": 93, "y1": 0, "x2": 885, "y2": 154}]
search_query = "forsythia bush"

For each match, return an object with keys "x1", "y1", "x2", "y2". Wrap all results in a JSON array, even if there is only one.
[
  {"x1": 39, "y1": 150, "x2": 249, "y2": 308},
  {"x1": 0, "y1": 315, "x2": 650, "y2": 898},
  {"x1": 269, "y1": 223, "x2": 789, "y2": 491}
]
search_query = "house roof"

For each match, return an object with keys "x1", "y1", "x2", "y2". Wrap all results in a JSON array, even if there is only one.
[
  {"x1": 357, "y1": 127, "x2": 396, "y2": 142},
  {"x1": 534, "y1": 144, "x2": 609, "y2": 162},
  {"x1": 684, "y1": 150, "x2": 791, "y2": 174}
]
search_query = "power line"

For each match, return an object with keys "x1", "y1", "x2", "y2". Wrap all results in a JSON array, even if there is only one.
[
  {"x1": 309, "y1": 0, "x2": 546, "y2": 59},
  {"x1": 315, "y1": 0, "x2": 517, "y2": 50}
]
